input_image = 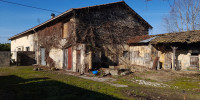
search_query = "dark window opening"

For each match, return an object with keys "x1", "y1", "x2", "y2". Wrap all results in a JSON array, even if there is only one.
[
  {"x1": 191, "y1": 53, "x2": 198, "y2": 56},
  {"x1": 18, "y1": 48, "x2": 21, "y2": 51},
  {"x1": 26, "y1": 47, "x2": 30, "y2": 51},
  {"x1": 123, "y1": 51, "x2": 129, "y2": 58}
]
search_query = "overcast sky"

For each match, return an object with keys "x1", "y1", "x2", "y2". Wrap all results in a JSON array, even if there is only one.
[{"x1": 0, "y1": 0, "x2": 171, "y2": 43}]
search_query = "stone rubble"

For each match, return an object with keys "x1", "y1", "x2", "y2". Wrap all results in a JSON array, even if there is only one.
[
  {"x1": 64, "y1": 72, "x2": 128, "y2": 87},
  {"x1": 132, "y1": 78, "x2": 170, "y2": 88}
]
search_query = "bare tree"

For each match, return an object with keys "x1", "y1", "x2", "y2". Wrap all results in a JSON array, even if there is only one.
[
  {"x1": 164, "y1": 0, "x2": 200, "y2": 32},
  {"x1": 145, "y1": 0, "x2": 175, "y2": 7}
]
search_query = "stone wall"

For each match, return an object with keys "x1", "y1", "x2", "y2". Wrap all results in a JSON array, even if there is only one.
[
  {"x1": 49, "y1": 48, "x2": 63, "y2": 69},
  {"x1": 75, "y1": 4, "x2": 150, "y2": 67},
  {"x1": 0, "y1": 51, "x2": 10, "y2": 67},
  {"x1": 75, "y1": 3, "x2": 149, "y2": 43},
  {"x1": 130, "y1": 45, "x2": 155, "y2": 68}
]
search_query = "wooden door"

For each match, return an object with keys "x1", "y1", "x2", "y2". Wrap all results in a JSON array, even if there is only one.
[
  {"x1": 67, "y1": 47, "x2": 72, "y2": 70},
  {"x1": 190, "y1": 56, "x2": 199, "y2": 68},
  {"x1": 76, "y1": 50, "x2": 81, "y2": 72},
  {"x1": 63, "y1": 49, "x2": 68, "y2": 70}
]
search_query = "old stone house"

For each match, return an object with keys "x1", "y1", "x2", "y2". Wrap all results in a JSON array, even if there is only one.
[{"x1": 9, "y1": 1, "x2": 152, "y2": 72}]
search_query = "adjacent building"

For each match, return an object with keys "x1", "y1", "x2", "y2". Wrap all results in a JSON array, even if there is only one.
[{"x1": 128, "y1": 31, "x2": 200, "y2": 71}]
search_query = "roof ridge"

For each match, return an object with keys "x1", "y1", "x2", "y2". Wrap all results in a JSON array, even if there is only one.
[
  {"x1": 9, "y1": 1, "x2": 125, "y2": 40},
  {"x1": 73, "y1": 1, "x2": 125, "y2": 10}
]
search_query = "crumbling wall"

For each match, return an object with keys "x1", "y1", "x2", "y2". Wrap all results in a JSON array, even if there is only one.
[
  {"x1": 49, "y1": 48, "x2": 63, "y2": 69},
  {"x1": 130, "y1": 45, "x2": 155, "y2": 68},
  {"x1": 177, "y1": 52, "x2": 190, "y2": 70},
  {"x1": 118, "y1": 44, "x2": 130, "y2": 65}
]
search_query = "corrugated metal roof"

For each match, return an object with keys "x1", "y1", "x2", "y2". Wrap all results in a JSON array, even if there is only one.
[
  {"x1": 139, "y1": 36, "x2": 157, "y2": 43},
  {"x1": 128, "y1": 35, "x2": 154, "y2": 44}
]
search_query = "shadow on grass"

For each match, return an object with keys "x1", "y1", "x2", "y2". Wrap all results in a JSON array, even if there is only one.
[{"x1": 0, "y1": 75, "x2": 120, "y2": 100}]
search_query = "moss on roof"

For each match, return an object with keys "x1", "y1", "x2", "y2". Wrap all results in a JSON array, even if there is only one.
[{"x1": 151, "y1": 30, "x2": 200, "y2": 44}]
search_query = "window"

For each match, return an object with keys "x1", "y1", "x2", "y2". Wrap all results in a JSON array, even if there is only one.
[
  {"x1": 190, "y1": 52, "x2": 199, "y2": 68},
  {"x1": 123, "y1": 51, "x2": 129, "y2": 58},
  {"x1": 26, "y1": 47, "x2": 30, "y2": 51},
  {"x1": 63, "y1": 22, "x2": 70, "y2": 38},
  {"x1": 62, "y1": 21, "x2": 73, "y2": 38},
  {"x1": 18, "y1": 48, "x2": 21, "y2": 51}
]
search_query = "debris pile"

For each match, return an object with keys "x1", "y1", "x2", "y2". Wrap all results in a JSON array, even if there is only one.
[{"x1": 101, "y1": 65, "x2": 131, "y2": 76}]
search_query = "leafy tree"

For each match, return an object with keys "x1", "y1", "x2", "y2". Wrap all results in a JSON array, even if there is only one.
[{"x1": 0, "y1": 43, "x2": 11, "y2": 51}]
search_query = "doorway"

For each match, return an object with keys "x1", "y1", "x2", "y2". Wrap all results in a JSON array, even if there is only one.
[
  {"x1": 64, "y1": 47, "x2": 72, "y2": 70},
  {"x1": 40, "y1": 48, "x2": 46, "y2": 66}
]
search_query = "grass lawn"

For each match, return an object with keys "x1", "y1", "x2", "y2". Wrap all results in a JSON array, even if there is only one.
[
  {"x1": 0, "y1": 66, "x2": 125, "y2": 100},
  {"x1": 0, "y1": 66, "x2": 200, "y2": 100}
]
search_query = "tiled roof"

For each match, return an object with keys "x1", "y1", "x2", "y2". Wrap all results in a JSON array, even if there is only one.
[
  {"x1": 151, "y1": 30, "x2": 200, "y2": 44},
  {"x1": 9, "y1": 1, "x2": 152, "y2": 40}
]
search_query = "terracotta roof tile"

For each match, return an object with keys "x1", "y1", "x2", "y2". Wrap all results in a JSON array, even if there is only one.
[{"x1": 128, "y1": 35, "x2": 153, "y2": 43}]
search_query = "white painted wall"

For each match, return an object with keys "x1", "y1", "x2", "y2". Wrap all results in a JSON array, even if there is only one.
[
  {"x1": 49, "y1": 48, "x2": 63, "y2": 69},
  {"x1": 11, "y1": 34, "x2": 34, "y2": 61}
]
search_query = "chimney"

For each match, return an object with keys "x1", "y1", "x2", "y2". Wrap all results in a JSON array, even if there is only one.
[{"x1": 51, "y1": 13, "x2": 55, "y2": 18}]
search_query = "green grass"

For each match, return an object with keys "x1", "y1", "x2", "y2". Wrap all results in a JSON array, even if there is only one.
[
  {"x1": 113, "y1": 72, "x2": 200, "y2": 100},
  {"x1": 0, "y1": 66, "x2": 200, "y2": 100},
  {"x1": 0, "y1": 66, "x2": 127, "y2": 100},
  {"x1": 166, "y1": 77, "x2": 200, "y2": 90}
]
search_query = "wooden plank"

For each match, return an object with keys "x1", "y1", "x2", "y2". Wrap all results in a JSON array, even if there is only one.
[{"x1": 190, "y1": 56, "x2": 199, "y2": 68}]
